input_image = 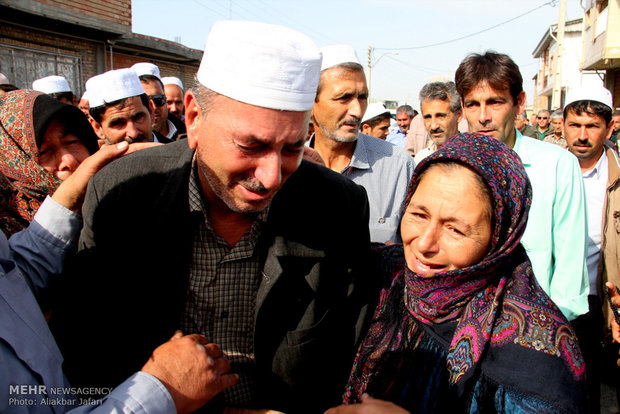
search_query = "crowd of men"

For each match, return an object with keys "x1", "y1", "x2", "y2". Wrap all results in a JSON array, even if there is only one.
[{"x1": 1, "y1": 18, "x2": 619, "y2": 414}]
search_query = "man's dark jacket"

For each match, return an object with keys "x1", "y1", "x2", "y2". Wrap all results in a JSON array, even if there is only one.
[{"x1": 50, "y1": 141, "x2": 378, "y2": 413}]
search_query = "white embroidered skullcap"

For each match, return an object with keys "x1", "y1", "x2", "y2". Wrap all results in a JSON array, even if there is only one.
[
  {"x1": 161, "y1": 76, "x2": 183, "y2": 90},
  {"x1": 565, "y1": 85, "x2": 614, "y2": 111},
  {"x1": 0, "y1": 73, "x2": 9, "y2": 85},
  {"x1": 32, "y1": 75, "x2": 72, "y2": 94},
  {"x1": 320, "y1": 45, "x2": 361, "y2": 71},
  {"x1": 86, "y1": 68, "x2": 145, "y2": 108},
  {"x1": 196, "y1": 20, "x2": 322, "y2": 112},
  {"x1": 362, "y1": 102, "x2": 390, "y2": 124},
  {"x1": 131, "y1": 62, "x2": 161, "y2": 80}
]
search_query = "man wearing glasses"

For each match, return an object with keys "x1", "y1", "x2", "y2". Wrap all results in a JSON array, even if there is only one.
[
  {"x1": 132, "y1": 62, "x2": 186, "y2": 141},
  {"x1": 535, "y1": 109, "x2": 554, "y2": 141}
]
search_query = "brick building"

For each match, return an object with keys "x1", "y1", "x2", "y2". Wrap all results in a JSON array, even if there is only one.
[{"x1": 0, "y1": 0, "x2": 202, "y2": 96}]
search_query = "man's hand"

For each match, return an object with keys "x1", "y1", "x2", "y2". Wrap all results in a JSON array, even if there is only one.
[
  {"x1": 51, "y1": 142, "x2": 161, "y2": 214},
  {"x1": 51, "y1": 141, "x2": 130, "y2": 213},
  {"x1": 142, "y1": 331, "x2": 238, "y2": 414},
  {"x1": 324, "y1": 394, "x2": 410, "y2": 414}
]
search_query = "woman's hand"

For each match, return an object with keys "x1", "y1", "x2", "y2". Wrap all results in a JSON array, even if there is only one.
[
  {"x1": 324, "y1": 394, "x2": 410, "y2": 414},
  {"x1": 606, "y1": 282, "x2": 620, "y2": 343}
]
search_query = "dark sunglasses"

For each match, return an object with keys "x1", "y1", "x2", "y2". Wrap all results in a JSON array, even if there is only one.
[
  {"x1": 150, "y1": 94, "x2": 166, "y2": 107},
  {"x1": 537, "y1": 116, "x2": 548, "y2": 120}
]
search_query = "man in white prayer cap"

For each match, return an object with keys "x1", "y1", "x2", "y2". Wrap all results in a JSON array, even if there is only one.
[
  {"x1": 85, "y1": 68, "x2": 168, "y2": 144},
  {"x1": 51, "y1": 20, "x2": 378, "y2": 414},
  {"x1": 132, "y1": 63, "x2": 185, "y2": 140},
  {"x1": 0, "y1": 73, "x2": 18, "y2": 95},
  {"x1": 307, "y1": 44, "x2": 415, "y2": 244},
  {"x1": 32, "y1": 75, "x2": 75, "y2": 105},
  {"x1": 361, "y1": 102, "x2": 392, "y2": 140},
  {"x1": 162, "y1": 76, "x2": 185, "y2": 120}
]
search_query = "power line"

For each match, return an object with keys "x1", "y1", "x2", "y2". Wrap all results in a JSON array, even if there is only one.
[
  {"x1": 190, "y1": 0, "x2": 229, "y2": 19},
  {"x1": 252, "y1": 0, "x2": 344, "y2": 45},
  {"x1": 374, "y1": 0, "x2": 557, "y2": 51}
]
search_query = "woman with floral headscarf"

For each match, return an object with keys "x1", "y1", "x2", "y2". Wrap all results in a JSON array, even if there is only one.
[
  {"x1": 0, "y1": 89, "x2": 99, "y2": 236},
  {"x1": 328, "y1": 133, "x2": 585, "y2": 413}
]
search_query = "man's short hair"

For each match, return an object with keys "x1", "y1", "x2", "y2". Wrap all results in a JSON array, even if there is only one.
[
  {"x1": 49, "y1": 91, "x2": 74, "y2": 103},
  {"x1": 455, "y1": 51, "x2": 523, "y2": 105},
  {"x1": 551, "y1": 109, "x2": 563, "y2": 120},
  {"x1": 537, "y1": 109, "x2": 550, "y2": 117},
  {"x1": 613, "y1": 110, "x2": 620, "y2": 117},
  {"x1": 419, "y1": 81, "x2": 461, "y2": 113},
  {"x1": 362, "y1": 112, "x2": 391, "y2": 128},
  {"x1": 396, "y1": 105, "x2": 415, "y2": 117},
  {"x1": 138, "y1": 74, "x2": 165, "y2": 90},
  {"x1": 316, "y1": 62, "x2": 364, "y2": 99},
  {"x1": 191, "y1": 80, "x2": 221, "y2": 118},
  {"x1": 563, "y1": 100, "x2": 612, "y2": 124},
  {"x1": 89, "y1": 93, "x2": 150, "y2": 123},
  {"x1": 0, "y1": 84, "x2": 18, "y2": 93}
]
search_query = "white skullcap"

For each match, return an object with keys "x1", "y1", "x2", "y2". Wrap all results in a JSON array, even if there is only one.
[
  {"x1": 32, "y1": 75, "x2": 72, "y2": 94},
  {"x1": 362, "y1": 102, "x2": 390, "y2": 124},
  {"x1": 86, "y1": 68, "x2": 145, "y2": 108},
  {"x1": 161, "y1": 76, "x2": 183, "y2": 90},
  {"x1": 131, "y1": 62, "x2": 161, "y2": 80},
  {"x1": 196, "y1": 20, "x2": 322, "y2": 112},
  {"x1": 320, "y1": 45, "x2": 361, "y2": 71},
  {"x1": 565, "y1": 85, "x2": 613, "y2": 111},
  {"x1": 0, "y1": 73, "x2": 9, "y2": 85},
  {"x1": 80, "y1": 90, "x2": 89, "y2": 102}
]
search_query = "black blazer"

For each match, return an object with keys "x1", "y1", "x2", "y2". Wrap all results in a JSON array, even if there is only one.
[{"x1": 51, "y1": 141, "x2": 378, "y2": 413}]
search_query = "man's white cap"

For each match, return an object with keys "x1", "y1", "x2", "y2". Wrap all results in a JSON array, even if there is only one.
[
  {"x1": 131, "y1": 62, "x2": 161, "y2": 80},
  {"x1": 162, "y1": 76, "x2": 183, "y2": 90},
  {"x1": 0, "y1": 73, "x2": 9, "y2": 85},
  {"x1": 196, "y1": 20, "x2": 322, "y2": 112},
  {"x1": 86, "y1": 68, "x2": 145, "y2": 108},
  {"x1": 565, "y1": 85, "x2": 614, "y2": 111},
  {"x1": 32, "y1": 75, "x2": 72, "y2": 94},
  {"x1": 320, "y1": 45, "x2": 360, "y2": 71},
  {"x1": 362, "y1": 102, "x2": 390, "y2": 124},
  {"x1": 80, "y1": 90, "x2": 89, "y2": 102}
]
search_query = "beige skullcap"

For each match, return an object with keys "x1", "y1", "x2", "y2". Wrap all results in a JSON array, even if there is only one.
[
  {"x1": 196, "y1": 20, "x2": 322, "y2": 111},
  {"x1": 32, "y1": 75, "x2": 72, "y2": 94},
  {"x1": 86, "y1": 68, "x2": 145, "y2": 108}
]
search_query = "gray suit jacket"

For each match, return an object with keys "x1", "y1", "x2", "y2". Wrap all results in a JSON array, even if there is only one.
[{"x1": 51, "y1": 141, "x2": 378, "y2": 413}]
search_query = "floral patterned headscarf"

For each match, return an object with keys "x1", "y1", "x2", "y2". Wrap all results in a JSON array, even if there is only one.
[{"x1": 0, "y1": 90, "x2": 98, "y2": 236}]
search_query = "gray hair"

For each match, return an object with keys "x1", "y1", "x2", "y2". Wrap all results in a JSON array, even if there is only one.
[
  {"x1": 192, "y1": 79, "x2": 221, "y2": 118},
  {"x1": 419, "y1": 81, "x2": 461, "y2": 114},
  {"x1": 317, "y1": 62, "x2": 365, "y2": 98},
  {"x1": 396, "y1": 105, "x2": 415, "y2": 117},
  {"x1": 537, "y1": 109, "x2": 550, "y2": 117},
  {"x1": 551, "y1": 109, "x2": 563, "y2": 120}
]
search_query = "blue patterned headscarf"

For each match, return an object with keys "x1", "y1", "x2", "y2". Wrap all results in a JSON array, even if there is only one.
[
  {"x1": 402, "y1": 133, "x2": 581, "y2": 383},
  {"x1": 345, "y1": 133, "x2": 583, "y2": 401}
]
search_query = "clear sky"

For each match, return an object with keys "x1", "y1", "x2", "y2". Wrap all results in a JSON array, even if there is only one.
[{"x1": 132, "y1": 0, "x2": 584, "y2": 109}]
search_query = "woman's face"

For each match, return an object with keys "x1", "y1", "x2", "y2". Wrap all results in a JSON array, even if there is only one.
[
  {"x1": 38, "y1": 117, "x2": 90, "y2": 181},
  {"x1": 401, "y1": 164, "x2": 492, "y2": 276}
]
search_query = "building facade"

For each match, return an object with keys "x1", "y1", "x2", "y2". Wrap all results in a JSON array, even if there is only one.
[
  {"x1": 0, "y1": 0, "x2": 201, "y2": 96},
  {"x1": 532, "y1": 18, "x2": 604, "y2": 112}
]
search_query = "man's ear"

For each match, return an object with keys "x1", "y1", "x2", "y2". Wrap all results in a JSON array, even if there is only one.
[
  {"x1": 89, "y1": 116, "x2": 106, "y2": 141},
  {"x1": 184, "y1": 90, "x2": 202, "y2": 150}
]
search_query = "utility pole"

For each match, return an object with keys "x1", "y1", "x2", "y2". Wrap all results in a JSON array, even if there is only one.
[
  {"x1": 367, "y1": 45, "x2": 372, "y2": 99},
  {"x1": 551, "y1": 0, "x2": 566, "y2": 109}
]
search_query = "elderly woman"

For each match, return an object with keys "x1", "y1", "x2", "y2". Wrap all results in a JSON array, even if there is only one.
[
  {"x1": 0, "y1": 89, "x2": 99, "y2": 236},
  {"x1": 329, "y1": 133, "x2": 585, "y2": 413}
]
